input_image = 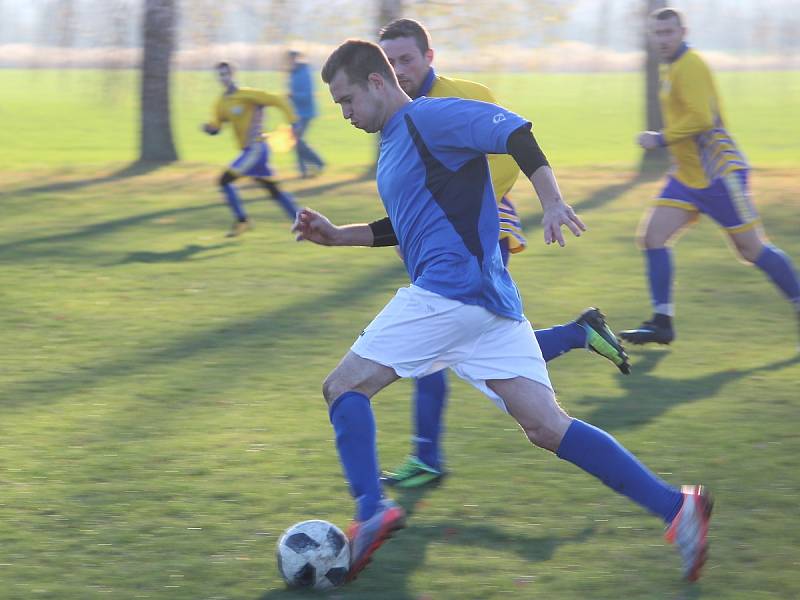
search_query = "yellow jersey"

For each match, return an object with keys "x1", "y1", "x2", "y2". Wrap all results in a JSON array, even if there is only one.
[
  {"x1": 660, "y1": 47, "x2": 747, "y2": 188},
  {"x1": 424, "y1": 71, "x2": 526, "y2": 254},
  {"x1": 209, "y1": 87, "x2": 297, "y2": 150}
]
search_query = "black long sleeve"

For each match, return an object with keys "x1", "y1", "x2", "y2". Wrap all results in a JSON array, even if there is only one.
[{"x1": 506, "y1": 125, "x2": 549, "y2": 178}]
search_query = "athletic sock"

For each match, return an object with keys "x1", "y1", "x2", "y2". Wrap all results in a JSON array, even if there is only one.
[
  {"x1": 534, "y1": 321, "x2": 587, "y2": 362},
  {"x1": 556, "y1": 419, "x2": 683, "y2": 523},
  {"x1": 221, "y1": 183, "x2": 247, "y2": 221},
  {"x1": 329, "y1": 392, "x2": 383, "y2": 522},
  {"x1": 274, "y1": 191, "x2": 299, "y2": 220},
  {"x1": 413, "y1": 370, "x2": 448, "y2": 470},
  {"x1": 755, "y1": 245, "x2": 800, "y2": 307},
  {"x1": 646, "y1": 248, "x2": 674, "y2": 316}
]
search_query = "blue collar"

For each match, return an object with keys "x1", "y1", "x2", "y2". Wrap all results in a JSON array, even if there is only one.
[
  {"x1": 669, "y1": 42, "x2": 689, "y2": 63},
  {"x1": 414, "y1": 67, "x2": 437, "y2": 99},
  {"x1": 381, "y1": 101, "x2": 414, "y2": 137}
]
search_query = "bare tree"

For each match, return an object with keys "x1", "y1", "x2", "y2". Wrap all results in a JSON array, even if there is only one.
[
  {"x1": 642, "y1": 0, "x2": 668, "y2": 168},
  {"x1": 366, "y1": 0, "x2": 405, "y2": 170},
  {"x1": 378, "y1": 0, "x2": 404, "y2": 30},
  {"x1": 139, "y1": 0, "x2": 178, "y2": 163}
]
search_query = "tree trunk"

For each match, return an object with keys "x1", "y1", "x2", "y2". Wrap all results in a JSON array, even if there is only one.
[
  {"x1": 139, "y1": 0, "x2": 178, "y2": 163},
  {"x1": 378, "y1": 0, "x2": 404, "y2": 28},
  {"x1": 368, "y1": 0, "x2": 405, "y2": 175},
  {"x1": 641, "y1": 0, "x2": 669, "y2": 170}
]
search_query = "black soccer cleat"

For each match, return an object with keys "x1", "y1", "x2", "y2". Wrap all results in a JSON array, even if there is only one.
[{"x1": 619, "y1": 319, "x2": 675, "y2": 345}]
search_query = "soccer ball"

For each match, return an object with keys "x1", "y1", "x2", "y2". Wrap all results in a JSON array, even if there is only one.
[{"x1": 276, "y1": 519, "x2": 350, "y2": 590}]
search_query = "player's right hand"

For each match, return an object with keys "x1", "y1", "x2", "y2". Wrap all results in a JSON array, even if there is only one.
[
  {"x1": 542, "y1": 201, "x2": 585, "y2": 247},
  {"x1": 292, "y1": 208, "x2": 340, "y2": 246}
]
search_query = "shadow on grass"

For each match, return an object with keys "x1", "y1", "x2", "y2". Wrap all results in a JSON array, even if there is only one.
[
  {"x1": 113, "y1": 243, "x2": 231, "y2": 264},
  {"x1": 257, "y1": 484, "x2": 595, "y2": 600},
  {"x1": 0, "y1": 176, "x2": 363, "y2": 260},
  {"x1": 520, "y1": 169, "x2": 662, "y2": 233},
  {"x1": 8, "y1": 161, "x2": 166, "y2": 197},
  {"x1": 0, "y1": 259, "x2": 409, "y2": 410},
  {"x1": 582, "y1": 350, "x2": 800, "y2": 432},
  {"x1": 0, "y1": 174, "x2": 366, "y2": 259}
]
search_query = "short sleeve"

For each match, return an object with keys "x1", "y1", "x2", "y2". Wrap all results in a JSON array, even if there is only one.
[{"x1": 413, "y1": 98, "x2": 530, "y2": 156}]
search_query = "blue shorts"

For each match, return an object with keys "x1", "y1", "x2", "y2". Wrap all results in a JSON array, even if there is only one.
[
  {"x1": 656, "y1": 170, "x2": 760, "y2": 233},
  {"x1": 229, "y1": 142, "x2": 274, "y2": 179}
]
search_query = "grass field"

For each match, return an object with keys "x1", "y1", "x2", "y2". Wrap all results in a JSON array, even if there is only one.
[{"x1": 1, "y1": 69, "x2": 799, "y2": 599}]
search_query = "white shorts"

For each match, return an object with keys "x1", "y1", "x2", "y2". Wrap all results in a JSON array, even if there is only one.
[{"x1": 350, "y1": 285, "x2": 552, "y2": 412}]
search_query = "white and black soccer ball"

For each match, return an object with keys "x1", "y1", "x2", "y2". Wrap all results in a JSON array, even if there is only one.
[{"x1": 276, "y1": 519, "x2": 350, "y2": 590}]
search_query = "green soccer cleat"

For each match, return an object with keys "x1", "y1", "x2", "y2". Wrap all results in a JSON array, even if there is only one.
[
  {"x1": 381, "y1": 456, "x2": 444, "y2": 489},
  {"x1": 577, "y1": 307, "x2": 631, "y2": 374}
]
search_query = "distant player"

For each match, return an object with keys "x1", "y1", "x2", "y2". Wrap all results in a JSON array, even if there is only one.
[
  {"x1": 294, "y1": 39, "x2": 713, "y2": 583},
  {"x1": 375, "y1": 19, "x2": 630, "y2": 489},
  {"x1": 203, "y1": 62, "x2": 299, "y2": 237},
  {"x1": 620, "y1": 9, "x2": 800, "y2": 345},
  {"x1": 287, "y1": 50, "x2": 325, "y2": 178}
]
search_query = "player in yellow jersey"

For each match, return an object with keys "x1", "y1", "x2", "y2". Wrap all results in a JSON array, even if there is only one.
[
  {"x1": 203, "y1": 62, "x2": 299, "y2": 237},
  {"x1": 374, "y1": 19, "x2": 630, "y2": 489},
  {"x1": 620, "y1": 9, "x2": 800, "y2": 345}
]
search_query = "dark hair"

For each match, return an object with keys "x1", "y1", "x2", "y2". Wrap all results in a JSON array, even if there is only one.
[
  {"x1": 215, "y1": 61, "x2": 235, "y2": 73},
  {"x1": 378, "y1": 18, "x2": 431, "y2": 55},
  {"x1": 321, "y1": 39, "x2": 396, "y2": 87},
  {"x1": 650, "y1": 7, "x2": 684, "y2": 27}
]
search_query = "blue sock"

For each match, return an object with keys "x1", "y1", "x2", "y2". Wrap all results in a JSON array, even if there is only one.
[
  {"x1": 329, "y1": 392, "x2": 383, "y2": 522},
  {"x1": 221, "y1": 183, "x2": 247, "y2": 221},
  {"x1": 646, "y1": 248, "x2": 674, "y2": 316},
  {"x1": 274, "y1": 191, "x2": 299, "y2": 220},
  {"x1": 534, "y1": 322, "x2": 587, "y2": 362},
  {"x1": 755, "y1": 245, "x2": 800, "y2": 307},
  {"x1": 556, "y1": 420, "x2": 683, "y2": 523},
  {"x1": 413, "y1": 370, "x2": 448, "y2": 469}
]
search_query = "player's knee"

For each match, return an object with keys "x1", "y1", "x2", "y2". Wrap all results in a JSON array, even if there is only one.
[
  {"x1": 520, "y1": 422, "x2": 562, "y2": 452},
  {"x1": 219, "y1": 171, "x2": 237, "y2": 187},
  {"x1": 260, "y1": 179, "x2": 280, "y2": 197},
  {"x1": 640, "y1": 231, "x2": 664, "y2": 250},
  {"x1": 517, "y1": 411, "x2": 571, "y2": 453},
  {"x1": 734, "y1": 240, "x2": 762, "y2": 263},
  {"x1": 322, "y1": 373, "x2": 346, "y2": 406}
]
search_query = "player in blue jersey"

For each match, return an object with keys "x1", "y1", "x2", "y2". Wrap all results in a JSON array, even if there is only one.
[
  {"x1": 203, "y1": 62, "x2": 299, "y2": 237},
  {"x1": 287, "y1": 50, "x2": 325, "y2": 178},
  {"x1": 292, "y1": 39, "x2": 712, "y2": 583},
  {"x1": 620, "y1": 8, "x2": 800, "y2": 345},
  {"x1": 376, "y1": 17, "x2": 630, "y2": 490}
]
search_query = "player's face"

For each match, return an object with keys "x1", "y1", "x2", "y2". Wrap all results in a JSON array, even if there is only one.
[
  {"x1": 380, "y1": 36, "x2": 432, "y2": 98},
  {"x1": 328, "y1": 70, "x2": 386, "y2": 134},
  {"x1": 217, "y1": 66, "x2": 234, "y2": 88},
  {"x1": 649, "y1": 16, "x2": 686, "y2": 61}
]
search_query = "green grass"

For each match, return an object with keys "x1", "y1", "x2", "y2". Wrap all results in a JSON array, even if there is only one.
[
  {"x1": 1, "y1": 69, "x2": 799, "y2": 599},
  {"x1": 1, "y1": 69, "x2": 798, "y2": 169}
]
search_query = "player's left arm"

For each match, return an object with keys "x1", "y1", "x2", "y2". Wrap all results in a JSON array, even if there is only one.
[
  {"x1": 506, "y1": 125, "x2": 585, "y2": 246},
  {"x1": 244, "y1": 89, "x2": 299, "y2": 125},
  {"x1": 639, "y1": 61, "x2": 715, "y2": 149}
]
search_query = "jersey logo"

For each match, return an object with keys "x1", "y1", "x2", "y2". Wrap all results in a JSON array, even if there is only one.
[
  {"x1": 232, "y1": 106, "x2": 243, "y2": 115},
  {"x1": 492, "y1": 113, "x2": 506, "y2": 124}
]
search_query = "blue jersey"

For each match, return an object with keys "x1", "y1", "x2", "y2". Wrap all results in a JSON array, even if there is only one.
[
  {"x1": 289, "y1": 63, "x2": 317, "y2": 120},
  {"x1": 377, "y1": 97, "x2": 529, "y2": 321}
]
